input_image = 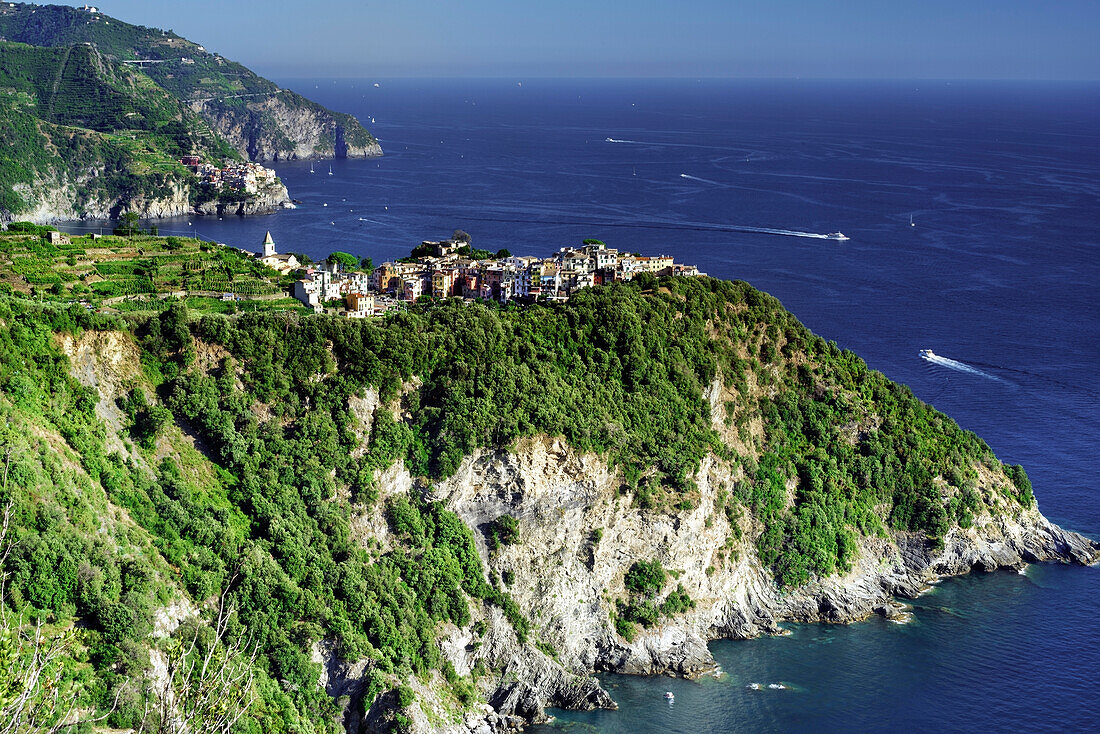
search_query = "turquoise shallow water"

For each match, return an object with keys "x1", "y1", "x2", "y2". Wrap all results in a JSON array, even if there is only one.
[{"x1": 63, "y1": 78, "x2": 1100, "y2": 732}]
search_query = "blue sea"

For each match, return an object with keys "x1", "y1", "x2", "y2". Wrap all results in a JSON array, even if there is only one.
[{"x1": 80, "y1": 79, "x2": 1100, "y2": 732}]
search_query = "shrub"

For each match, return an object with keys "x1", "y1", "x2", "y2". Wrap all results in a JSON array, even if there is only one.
[
  {"x1": 624, "y1": 559, "x2": 666, "y2": 595},
  {"x1": 486, "y1": 515, "x2": 519, "y2": 550},
  {"x1": 395, "y1": 685, "x2": 415, "y2": 709}
]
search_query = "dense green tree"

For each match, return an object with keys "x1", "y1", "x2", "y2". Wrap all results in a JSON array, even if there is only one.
[{"x1": 327, "y1": 251, "x2": 359, "y2": 270}]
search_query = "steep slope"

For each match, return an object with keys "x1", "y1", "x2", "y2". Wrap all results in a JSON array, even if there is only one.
[
  {"x1": 0, "y1": 3, "x2": 381, "y2": 161},
  {"x1": 0, "y1": 273, "x2": 1095, "y2": 732},
  {"x1": 0, "y1": 39, "x2": 243, "y2": 219}
]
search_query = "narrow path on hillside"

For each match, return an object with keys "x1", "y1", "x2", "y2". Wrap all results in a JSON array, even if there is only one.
[{"x1": 45, "y1": 44, "x2": 73, "y2": 122}]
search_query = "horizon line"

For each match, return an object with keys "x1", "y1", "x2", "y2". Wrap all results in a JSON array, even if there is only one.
[{"x1": 269, "y1": 74, "x2": 1100, "y2": 83}]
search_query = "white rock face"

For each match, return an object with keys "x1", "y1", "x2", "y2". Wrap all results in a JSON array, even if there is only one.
[
  {"x1": 57, "y1": 330, "x2": 144, "y2": 455},
  {"x1": 360, "y1": 435, "x2": 1098, "y2": 730},
  {"x1": 193, "y1": 95, "x2": 383, "y2": 162},
  {"x1": 7, "y1": 167, "x2": 290, "y2": 223}
]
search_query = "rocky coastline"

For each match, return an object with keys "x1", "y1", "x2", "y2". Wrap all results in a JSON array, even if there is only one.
[
  {"x1": 345, "y1": 436, "x2": 1097, "y2": 733},
  {"x1": 6, "y1": 177, "x2": 292, "y2": 224},
  {"x1": 49, "y1": 324, "x2": 1097, "y2": 734}
]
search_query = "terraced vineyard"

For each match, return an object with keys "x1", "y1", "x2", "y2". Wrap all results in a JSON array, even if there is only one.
[{"x1": 0, "y1": 224, "x2": 294, "y2": 311}]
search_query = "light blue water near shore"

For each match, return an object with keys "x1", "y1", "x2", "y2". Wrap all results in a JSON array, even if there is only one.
[{"x1": 80, "y1": 79, "x2": 1100, "y2": 732}]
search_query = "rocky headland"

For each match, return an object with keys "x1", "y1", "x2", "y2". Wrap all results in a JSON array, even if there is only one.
[
  {"x1": 339, "y1": 435, "x2": 1096, "y2": 732},
  {"x1": 6, "y1": 275, "x2": 1096, "y2": 734}
]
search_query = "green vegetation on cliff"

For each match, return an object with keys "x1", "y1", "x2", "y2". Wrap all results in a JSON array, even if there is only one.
[
  {"x1": 0, "y1": 271, "x2": 1035, "y2": 730},
  {"x1": 0, "y1": 3, "x2": 378, "y2": 219},
  {"x1": 0, "y1": 39, "x2": 239, "y2": 217},
  {"x1": 0, "y1": 3, "x2": 378, "y2": 157}
]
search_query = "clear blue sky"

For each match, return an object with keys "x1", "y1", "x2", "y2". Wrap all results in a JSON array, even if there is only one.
[{"x1": 65, "y1": 1, "x2": 1100, "y2": 79}]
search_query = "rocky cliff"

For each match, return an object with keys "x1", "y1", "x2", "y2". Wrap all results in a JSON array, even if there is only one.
[
  {"x1": 347, "y1": 435, "x2": 1096, "y2": 731},
  {"x1": 9, "y1": 173, "x2": 290, "y2": 222},
  {"x1": 195, "y1": 92, "x2": 383, "y2": 162},
  {"x1": 0, "y1": 4, "x2": 381, "y2": 162}
]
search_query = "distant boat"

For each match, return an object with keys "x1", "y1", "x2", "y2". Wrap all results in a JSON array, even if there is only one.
[
  {"x1": 328, "y1": 165, "x2": 333, "y2": 176},
  {"x1": 309, "y1": 162, "x2": 314, "y2": 174},
  {"x1": 632, "y1": 166, "x2": 637, "y2": 177},
  {"x1": 910, "y1": 214, "x2": 915, "y2": 227},
  {"x1": 825, "y1": 232, "x2": 849, "y2": 241},
  {"x1": 919, "y1": 349, "x2": 935, "y2": 359},
  {"x1": 664, "y1": 692, "x2": 674, "y2": 702}
]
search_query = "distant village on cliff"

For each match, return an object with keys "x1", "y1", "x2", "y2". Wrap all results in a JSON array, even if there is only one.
[{"x1": 256, "y1": 231, "x2": 706, "y2": 317}]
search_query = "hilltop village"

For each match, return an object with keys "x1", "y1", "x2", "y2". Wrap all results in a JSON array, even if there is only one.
[
  {"x1": 279, "y1": 234, "x2": 706, "y2": 317},
  {"x1": 0, "y1": 223, "x2": 703, "y2": 318}
]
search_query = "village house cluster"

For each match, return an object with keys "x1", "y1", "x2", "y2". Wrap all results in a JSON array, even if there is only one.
[
  {"x1": 181, "y1": 158, "x2": 279, "y2": 195},
  {"x1": 372, "y1": 239, "x2": 705, "y2": 303},
  {"x1": 251, "y1": 232, "x2": 381, "y2": 316},
  {"x1": 293, "y1": 264, "x2": 379, "y2": 317},
  {"x1": 252, "y1": 233, "x2": 705, "y2": 318}
]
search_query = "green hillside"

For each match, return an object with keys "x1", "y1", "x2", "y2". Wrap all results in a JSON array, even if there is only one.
[
  {"x1": 0, "y1": 226, "x2": 297, "y2": 304},
  {"x1": 0, "y1": 3, "x2": 378, "y2": 159},
  {"x1": 0, "y1": 269, "x2": 1043, "y2": 730},
  {"x1": 0, "y1": 3, "x2": 378, "y2": 220},
  {"x1": 0, "y1": 39, "x2": 237, "y2": 217}
]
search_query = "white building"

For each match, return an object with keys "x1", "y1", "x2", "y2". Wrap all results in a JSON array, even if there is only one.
[{"x1": 257, "y1": 232, "x2": 300, "y2": 275}]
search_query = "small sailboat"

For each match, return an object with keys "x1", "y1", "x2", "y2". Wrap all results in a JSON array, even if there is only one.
[
  {"x1": 309, "y1": 162, "x2": 315, "y2": 174},
  {"x1": 328, "y1": 165, "x2": 333, "y2": 176}
]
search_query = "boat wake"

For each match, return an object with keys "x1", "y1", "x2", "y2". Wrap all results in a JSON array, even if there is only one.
[
  {"x1": 734, "y1": 226, "x2": 844, "y2": 240},
  {"x1": 678, "y1": 174, "x2": 845, "y2": 238},
  {"x1": 430, "y1": 208, "x2": 847, "y2": 241},
  {"x1": 920, "y1": 351, "x2": 1003, "y2": 382},
  {"x1": 679, "y1": 173, "x2": 723, "y2": 186}
]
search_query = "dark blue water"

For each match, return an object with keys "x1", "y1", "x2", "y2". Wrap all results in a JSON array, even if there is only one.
[{"x1": 93, "y1": 79, "x2": 1100, "y2": 732}]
